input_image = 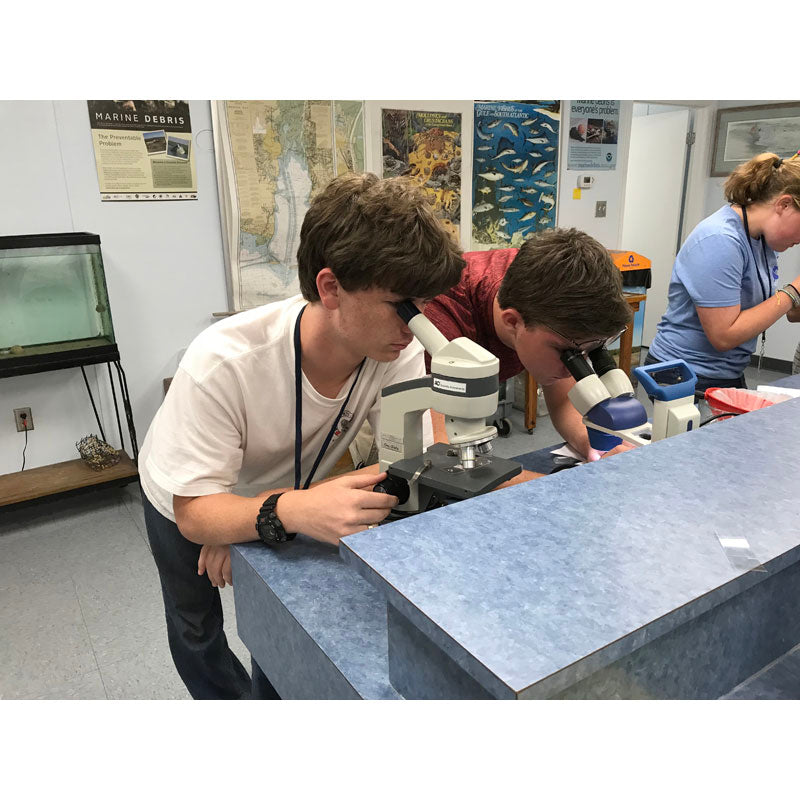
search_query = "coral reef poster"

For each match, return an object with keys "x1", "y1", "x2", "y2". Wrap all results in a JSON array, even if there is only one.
[
  {"x1": 471, "y1": 101, "x2": 560, "y2": 250},
  {"x1": 381, "y1": 109, "x2": 462, "y2": 240}
]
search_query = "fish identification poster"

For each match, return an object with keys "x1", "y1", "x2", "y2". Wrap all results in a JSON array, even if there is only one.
[{"x1": 471, "y1": 101, "x2": 560, "y2": 250}]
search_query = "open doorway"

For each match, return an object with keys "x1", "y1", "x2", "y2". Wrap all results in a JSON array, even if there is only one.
[{"x1": 620, "y1": 103, "x2": 695, "y2": 348}]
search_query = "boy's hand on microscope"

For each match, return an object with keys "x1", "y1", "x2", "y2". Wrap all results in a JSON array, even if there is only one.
[
  {"x1": 587, "y1": 441, "x2": 637, "y2": 461},
  {"x1": 276, "y1": 472, "x2": 398, "y2": 545}
]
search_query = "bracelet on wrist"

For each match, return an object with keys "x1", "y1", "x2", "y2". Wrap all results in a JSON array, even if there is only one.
[{"x1": 780, "y1": 284, "x2": 800, "y2": 307}]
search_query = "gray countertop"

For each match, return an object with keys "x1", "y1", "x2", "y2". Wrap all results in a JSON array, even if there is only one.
[
  {"x1": 341, "y1": 377, "x2": 800, "y2": 698},
  {"x1": 234, "y1": 374, "x2": 800, "y2": 698}
]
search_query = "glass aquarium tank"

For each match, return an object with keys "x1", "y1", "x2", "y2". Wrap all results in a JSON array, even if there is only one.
[{"x1": 0, "y1": 233, "x2": 118, "y2": 378}]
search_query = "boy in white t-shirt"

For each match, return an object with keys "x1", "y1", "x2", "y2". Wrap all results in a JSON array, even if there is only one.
[{"x1": 138, "y1": 173, "x2": 465, "y2": 699}]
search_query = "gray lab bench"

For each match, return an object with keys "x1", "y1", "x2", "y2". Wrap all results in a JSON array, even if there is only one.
[{"x1": 231, "y1": 373, "x2": 800, "y2": 699}]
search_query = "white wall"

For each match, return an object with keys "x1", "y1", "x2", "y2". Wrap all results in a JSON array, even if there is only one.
[
  {"x1": 555, "y1": 101, "x2": 633, "y2": 249},
  {"x1": 0, "y1": 100, "x2": 228, "y2": 474}
]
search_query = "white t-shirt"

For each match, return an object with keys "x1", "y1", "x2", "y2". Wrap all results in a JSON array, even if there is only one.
[{"x1": 139, "y1": 294, "x2": 432, "y2": 522}]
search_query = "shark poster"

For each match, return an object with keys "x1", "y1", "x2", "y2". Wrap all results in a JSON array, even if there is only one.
[
  {"x1": 382, "y1": 108, "x2": 462, "y2": 240},
  {"x1": 471, "y1": 101, "x2": 560, "y2": 250}
]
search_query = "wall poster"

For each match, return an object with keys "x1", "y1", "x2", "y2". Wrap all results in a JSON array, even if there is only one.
[
  {"x1": 566, "y1": 100, "x2": 620, "y2": 170},
  {"x1": 381, "y1": 108, "x2": 462, "y2": 241},
  {"x1": 87, "y1": 101, "x2": 197, "y2": 201},
  {"x1": 470, "y1": 101, "x2": 560, "y2": 250},
  {"x1": 212, "y1": 100, "x2": 365, "y2": 310}
]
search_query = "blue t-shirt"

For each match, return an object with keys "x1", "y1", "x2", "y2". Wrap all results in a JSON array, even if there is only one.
[{"x1": 649, "y1": 205, "x2": 778, "y2": 379}]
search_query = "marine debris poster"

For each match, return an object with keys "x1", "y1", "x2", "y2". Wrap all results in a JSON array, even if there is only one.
[
  {"x1": 566, "y1": 100, "x2": 620, "y2": 170},
  {"x1": 212, "y1": 101, "x2": 365, "y2": 310},
  {"x1": 381, "y1": 108, "x2": 462, "y2": 240},
  {"x1": 471, "y1": 101, "x2": 560, "y2": 250},
  {"x1": 87, "y1": 101, "x2": 197, "y2": 201}
]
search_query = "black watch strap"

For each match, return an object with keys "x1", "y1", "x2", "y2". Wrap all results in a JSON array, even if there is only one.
[{"x1": 255, "y1": 493, "x2": 296, "y2": 545}]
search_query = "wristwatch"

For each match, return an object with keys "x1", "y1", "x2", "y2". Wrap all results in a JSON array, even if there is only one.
[{"x1": 255, "y1": 493, "x2": 296, "y2": 545}]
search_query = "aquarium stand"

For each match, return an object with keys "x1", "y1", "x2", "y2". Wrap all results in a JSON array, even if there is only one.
[
  {"x1": 0, "y1": 353, "x2": 140, "y2": 509},
  {"x1": 0, "y1": 342, "x2": 121, "y2": 379},
  {"x1": 0, "y1": 450, "x2": 138, "y2": 509}
]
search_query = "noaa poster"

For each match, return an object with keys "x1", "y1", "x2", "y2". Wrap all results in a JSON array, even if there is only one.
[
  {"x1": 471, "y1": 101, "x2": 560, "y2": 250},
  {"x1": 382, "y1": 108, "x2": 462, "y2": 240},
  {"x1": 566, "y1": 100, "x2": 620, "y2": 170}
]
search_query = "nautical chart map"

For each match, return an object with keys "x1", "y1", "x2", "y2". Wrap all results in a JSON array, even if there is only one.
[{"x1": 213, "y1": 100, "x2": 365, "y2": 310}]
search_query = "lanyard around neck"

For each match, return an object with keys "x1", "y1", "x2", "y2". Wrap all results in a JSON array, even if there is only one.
[
  {"x1": 740, "y1": 205, "x2": 771, "y2": 305},
  {"x1": 293, "y1": 305, "x2": 365, "y2": 491}
]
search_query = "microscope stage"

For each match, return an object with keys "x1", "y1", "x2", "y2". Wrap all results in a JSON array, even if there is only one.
[{"x1": 388, "y1": 442, "x2": 522, "y2": 501}]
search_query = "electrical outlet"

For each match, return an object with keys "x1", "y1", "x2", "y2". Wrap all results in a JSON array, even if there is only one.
[
  {"x1": 595, "y1": 201, "x2": 607, "y2": 218},
  {"x1": 13, "y1": 407, "x2": 33, "y2": 432}
]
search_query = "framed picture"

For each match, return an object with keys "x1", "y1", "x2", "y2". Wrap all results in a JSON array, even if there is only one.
[{"x1": 711, "y1": 103, "x2": 800, "y2": 177}]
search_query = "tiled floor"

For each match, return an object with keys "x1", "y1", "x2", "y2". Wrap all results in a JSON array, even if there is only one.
[
  {"x1": 0, "y1": 359, "x2": 791, "y2": 700},
  {"x1": 0, "y1": 485, "x2": 250, "y2": 699}
]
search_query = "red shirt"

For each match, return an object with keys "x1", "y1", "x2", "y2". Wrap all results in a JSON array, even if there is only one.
[{"x1": 423, "y1": 248, "x2": 523, "y2": 383}]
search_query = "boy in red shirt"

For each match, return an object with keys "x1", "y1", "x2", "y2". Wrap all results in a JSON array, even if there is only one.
[{"x1": 423, "y1": 228, "x2": 632, "y2": 461}]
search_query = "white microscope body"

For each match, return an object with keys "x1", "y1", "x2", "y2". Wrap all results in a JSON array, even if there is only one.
[
  {"x1": 562, "y1": 346, "x2": 700, "y2": 449},
  {"x1": 376, "y1": 301, "x2": 521, "y2": 514}
]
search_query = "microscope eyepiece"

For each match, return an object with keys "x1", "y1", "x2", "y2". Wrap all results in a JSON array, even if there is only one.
[
  {"x1": 561, "y1": 348, "x2": 594, "y2": 382},
  {"x1": 394, "y1": 300, "x2": 420, "y2": 324},
  {"x1": 586, "y1": 345, "x2": 618, "y2": 377}
]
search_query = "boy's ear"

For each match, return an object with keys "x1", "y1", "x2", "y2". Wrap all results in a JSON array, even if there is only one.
[
  {"x1": 316, "y1": 268, "x2": 341, "y2": 310},
  {"x1": 499, "y1": 306, "x2": 524, "y2": 335}
]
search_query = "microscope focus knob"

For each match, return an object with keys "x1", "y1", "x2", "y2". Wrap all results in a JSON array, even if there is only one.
[{"x1": 373, "y1": 474, "x2": 410, "y2": 505}]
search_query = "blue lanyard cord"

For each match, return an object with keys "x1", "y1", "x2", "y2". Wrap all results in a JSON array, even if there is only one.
[{"x1": 293, "y1": 305, "x2": 365, "y2": 491}]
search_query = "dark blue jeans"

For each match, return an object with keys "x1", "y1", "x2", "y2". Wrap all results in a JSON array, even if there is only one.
[
  {"x1": 643, "y1": 352, "x2": 746, "y2": 401},
  {"x1": 142, "y1": 491, "x2": 279, "y2": 700}
]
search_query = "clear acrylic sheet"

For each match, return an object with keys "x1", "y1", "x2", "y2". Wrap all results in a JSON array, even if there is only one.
[{"x1": 715, "y1": 531, "x2": 767, "y2": 573}]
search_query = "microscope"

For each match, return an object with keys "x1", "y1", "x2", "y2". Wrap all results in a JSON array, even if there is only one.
[
  {"x1": 561, "y1": 345, "x2": 700, "y2": 449},
  {"x1": 374, "y1": 301, "x2": 521, "y2": 514}
]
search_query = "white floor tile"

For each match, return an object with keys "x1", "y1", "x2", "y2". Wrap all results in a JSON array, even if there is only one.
[
  {"x1": 27, "y1": 669, "x2": 108, "y2": 700},
  {"x1": 100, "y1": 639, "x2": 190, "y2": 700},
  {"x1": 0, "y1": 577, "x2": 98, "y2": 697}
]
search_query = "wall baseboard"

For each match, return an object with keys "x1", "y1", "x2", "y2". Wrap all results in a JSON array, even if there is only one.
[
  {"x1": 642, "y1": 347, "x2": 792, "y2": 376},
  {"x1": 748, "y1": 355, "x2": 791, "y2": 374}
]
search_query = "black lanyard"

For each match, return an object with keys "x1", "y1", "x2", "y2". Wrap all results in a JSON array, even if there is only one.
[
  {"x1": 293, "y1": 305, "x2": 364, "y2": 491},
  {"x1": 741, "y1": 206, "x2": 772, "y2": 305},
  {"x1": 740, "y1": 205, "x2": 772, "y2": 349}
]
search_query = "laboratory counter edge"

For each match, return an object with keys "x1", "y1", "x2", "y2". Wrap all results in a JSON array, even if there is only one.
[{"x1": 232, "y1": 374, "x2": 800, "y2": 699}]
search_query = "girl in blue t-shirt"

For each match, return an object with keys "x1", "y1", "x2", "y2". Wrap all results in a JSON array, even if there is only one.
[{"x1": 648, "y1": 152, "x2": 800, "y2": 395}]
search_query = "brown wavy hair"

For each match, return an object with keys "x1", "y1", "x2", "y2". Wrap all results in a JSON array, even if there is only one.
[
  {"x1": 297, "y1": 172, "x2": 465, "y2": 302},
  {"x1": 497, "y1": 228, "x2": 631, "y2": 339},
  {"x1": 724, "y1": 152, "x2": 800, "y2": 207}
]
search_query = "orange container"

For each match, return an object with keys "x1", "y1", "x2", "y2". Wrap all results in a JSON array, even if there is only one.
[{"x1": 704, "y1": 387, "x2": 776, "y2": 415}]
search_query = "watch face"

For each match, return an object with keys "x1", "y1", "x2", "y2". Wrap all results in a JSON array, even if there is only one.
[
  {"x1": 267, "y1": 509, "x2": 285, "y2": 541},
  {"x1": 268, "y1": 520, "x2": 286, "y2": 543},
  {"x1": 257, "y1": 495, "x2": 295, "y2": 545}
]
